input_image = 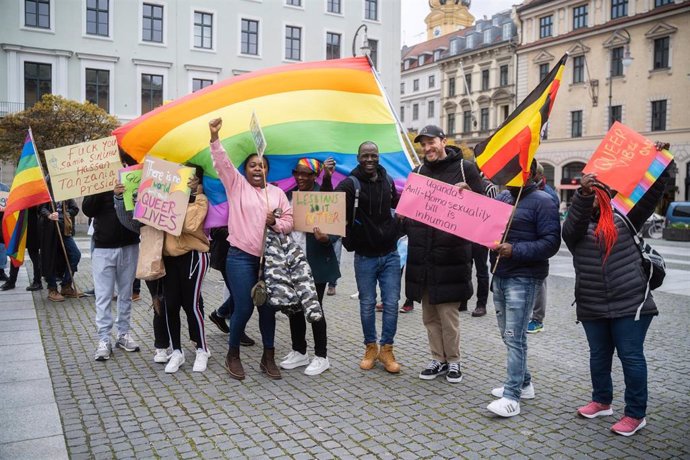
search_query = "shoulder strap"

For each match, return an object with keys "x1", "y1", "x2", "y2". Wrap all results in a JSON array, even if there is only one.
[
  {"x1": 616, "y1": 210, "x2": 643, "y2": 247},
  {"x1": 349, "y1": 176, "x2": 361, "y2": 227},
  {"x1": 615, "y1": 209, "x2": 653, "y2": 320}
]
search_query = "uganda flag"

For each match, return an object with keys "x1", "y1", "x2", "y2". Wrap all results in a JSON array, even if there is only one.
[{"x1": 475, "y1": 53, "x2": 568, "y2": 186}]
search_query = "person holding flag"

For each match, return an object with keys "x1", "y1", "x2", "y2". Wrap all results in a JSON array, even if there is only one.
[
  {"x1": 474, "y1": 54, "x2": 567, "y2": 418},
  {"x1": 1, "y1": 132, "x2": 52, "y2": 285}
]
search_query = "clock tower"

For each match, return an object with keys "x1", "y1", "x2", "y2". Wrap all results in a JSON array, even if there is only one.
[{"x1": 425, "y1": 0, "x2": 474, "y2": 40}]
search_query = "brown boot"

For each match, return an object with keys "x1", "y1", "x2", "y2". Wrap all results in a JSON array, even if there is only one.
[
  {"x1": 378, "y1": 344, "x2": 401, "y2": 373},
  {"x1": 48, "y1": 288, "x2": 65, "y2": 302},
  {"x1": 260, "y1": 348, "x2": 282, "y2": 380},
  {"x1": 224, "y1": 347, "x2": 245, "y2": 381},
  {"x1": 360, "y1": 343, "x2": 379, "y2": 370},
  {"x1": 60, "y1": 283, "x2": 79, "y2": 298}
]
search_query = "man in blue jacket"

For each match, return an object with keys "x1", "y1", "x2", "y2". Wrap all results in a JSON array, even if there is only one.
[{"x1": 487, "y1": 161, "x2": 561, "y2": 417}]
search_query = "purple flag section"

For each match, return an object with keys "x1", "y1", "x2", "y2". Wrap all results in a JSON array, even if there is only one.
[{"x1": 396, "y1": 173, "x2": 513, "y2": 249}]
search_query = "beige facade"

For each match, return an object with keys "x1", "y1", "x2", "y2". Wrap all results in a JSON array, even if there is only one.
[{"x1": 516, "y1": 0, "x2": 690, "y2": 203}]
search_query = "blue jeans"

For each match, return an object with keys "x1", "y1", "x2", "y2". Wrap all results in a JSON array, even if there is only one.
[
  {"x1": 354, "y1": 251, "x2": 400, "y2": 346},
  {"x1": 46, "y1": 236, "x2": 81, "y2": 288},
  {"x1": 581, "y1": 315, "x2": 653, "y2": 419},
  {"x1": 226, "y1": 247, "x2": 275, "y2": 349},
  {"x1": 0, "y1": 243, "x2": 7, "y2": 269},
  {"x1": 492, "y1": 276, "x2": 540, "y2": 401}
]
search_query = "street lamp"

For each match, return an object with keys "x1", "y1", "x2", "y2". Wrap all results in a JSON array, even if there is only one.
[
  {"x1": 608, "y1": 28, "x2": 633, "y2": 127},
  {"x1": 352, "y1": 24, "x2": 370, "y2": 57}
]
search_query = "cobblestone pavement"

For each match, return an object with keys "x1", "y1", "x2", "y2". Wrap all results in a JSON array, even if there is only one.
[{"x1": 32, "y1": 245, "x2": 690, "y2": 459}]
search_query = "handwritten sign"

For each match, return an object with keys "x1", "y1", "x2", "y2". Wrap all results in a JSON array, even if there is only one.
[
  {"x1": 0, "y1": 191, "x2": 8, "y2": 212},
  {"x1": 119, "y1": 164, "x2": 143, "y2": 211},
  {"x1": 250, "y1": 111, "x2": 267, "y2": 157},
  {"x1": 44, "y1": 136, "x2": 121, "y2": 201},
  {"x1": 583, "y1": 122, "x2": 657, "y2": 196},
  {"x1": 396, "y1": 173, "x2": 513, "y2": 248},
  {"x1": 293, "y1": 191, "x2": 346, "y2": 237},
  {"x1": 134, "y1": 156, "x2": 194, "y2": 236}
]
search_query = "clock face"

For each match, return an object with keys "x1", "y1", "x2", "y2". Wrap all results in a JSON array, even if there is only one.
[{"x1": 434, "y1": 26, "x2": 441, "y2": 37}]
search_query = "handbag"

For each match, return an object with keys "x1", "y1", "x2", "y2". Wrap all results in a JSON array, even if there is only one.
[
  {"x1": 618, "y1": 212, "x2": 666, "y2": 290},
  {"x1": 136, "y1": 226, "x2": 166, "y2": 281},
  {"x1": 250, "y1": 225, "x2": 269, "y2": 307},
  {"x1": 62, "y1": 202, "x2": 73, "y2": 236}
]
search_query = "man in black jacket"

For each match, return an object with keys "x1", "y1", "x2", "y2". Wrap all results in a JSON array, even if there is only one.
[
  {"x1": 336, "y1": 141, "x2": 402, "y2": 374},
  {"x1": 83, "y1": 189, "x2": 141, "y2": 361},
  {"x1": 407, "y1": 125, "x2": 484, "y2": 384}
]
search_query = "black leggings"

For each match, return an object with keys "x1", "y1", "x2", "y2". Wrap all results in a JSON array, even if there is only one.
[
  {"x1": 163, "y1": 251, "x2": 209, "y2": 352},
  {"x1": 289, "y1": 283, "x2": 327, "y2": 358}
]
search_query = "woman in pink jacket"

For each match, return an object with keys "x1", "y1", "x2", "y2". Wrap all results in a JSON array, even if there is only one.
[{"x1": 208, "y1": 118, "x2": 293, "y2": 381}]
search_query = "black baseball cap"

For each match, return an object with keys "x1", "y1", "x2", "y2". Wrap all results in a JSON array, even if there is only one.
[{"x1": 414, "y1": 125, "x2": 446, "y2": 143}]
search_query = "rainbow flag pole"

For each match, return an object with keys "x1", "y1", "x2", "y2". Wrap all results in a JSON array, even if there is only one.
[
  {"x1": 367, "y1": 55, "x2": 420, "y2": 166},
  {"x1": 28, "y1": 129, "x2": 82, "y2": 295}
]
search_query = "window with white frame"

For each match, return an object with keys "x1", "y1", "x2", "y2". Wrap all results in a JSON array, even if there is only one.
[
  {"x1": 611, "y1": 0, "x2": 628, "y2": 19},
  {"x1": 480, "y1": 107, "x2": 489, "y2": 131},
  {"x1": 571, "y1": 110, "x2": 583, "y2": 137},
  {"x1": 24, "y1": 62, "x2": 52, "y2": 107},
  {"x1": 539, "y1": 15, "x2": 553, "y2": 38},
  {"x1": 448, "y1": 113, "x2": 456, "y2": 134},
  {"x1": 502, "y1": 23, "x2": 512, "y2": 40},
  {"x1": 500, "y1": 65, "x2": 509, "y2": 86},
  {"x1": 654, "y1": 0, "x2": 673, "y2": 6},
  {"x1": 653, "y1": 36, "x2": 670, "y2": 69},
  {"x1": 286, "y1": 0, "x2": 301, "y2": 6},
  {"x1": 400, "y1": 106, "x2": 404, "y2": 122},
  {"x1": 86, "y1": 0, "x2": 109, "y2": 36},
  {"x1": 651, "y1": 100, "x2": 667, "y2": 131},
  {"x1": 365, "y1": 0, "x2": 378, "y2": 21},
  {"x1": 326, "y1": 32, "x2": 341, "y2": 60},
  {"x1": 327, "y1": 0, "x2": 341, "y2": 14},
  {"x1": 142, "y1": 3, "x2": 163, "y2": 43},
  {"x1": 285, "y1": 25, "x2": 302, "y2": 61},
  {"x1": 572, "y1": 55, "x2": 584, "y2": 83},
  {"x1": 413, "y1": 79, "x2": 419, "y2": 91},
  {"x1": 573, "y1": 5, "x2": 588, "y2": 30},
  {"x1": 194, "y1": 11, "x2": 213, "y2": 49},
  {"x1": 412, "y1": 103, "x2": 419, "y2": 120},
  {"x1": 241, "y1": 19, "x2": 259, "y2": 56},
  {"x1": 481, "y1": 69, "x2": 490, "y2": 91},
  {"x1": 25, "y1": 0, "x2": 50, "y2": 29},
  {"x1": 428, "y1": 75, "x2": 435, "y2": 88},
  {"x1": 85, "y1": 68, "x2": 109, "y2": 112},
  {"x1": 418, "y1": 55, "x2": 425, "y2": 66},
  {"x1": 141, "y1": 73, "x2": 163, "y2": 113},
  {"x1": 192, "y1": 78, "x2": 213, "y2": 92},
  {"x1": 428, "y1": 100, "x2": 434, "y2": 118},
  {"x1": 368, "y1": 39, "x2": 378, "y2": 69}
]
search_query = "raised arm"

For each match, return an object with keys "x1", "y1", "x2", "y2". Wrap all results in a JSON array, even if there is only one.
[{"x1": 209, "y1": 118, "x2": 242, "y2": 194}]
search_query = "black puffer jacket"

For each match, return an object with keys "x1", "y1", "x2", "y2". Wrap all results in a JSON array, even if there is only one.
[
  {"x1": 562, "y1": 173, "x2": 667, "y2": 321},
  {"x1": 404, "y1": 146, "x2": 484, "y2": 304},
  {"x1": 336, "y1": 164, "x2": 400, "y2": 257}
]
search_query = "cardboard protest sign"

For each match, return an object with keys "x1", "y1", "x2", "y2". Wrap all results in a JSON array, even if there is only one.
[
  {"x1": 119, "y1": 164, "x2": 144, "y2": 211},
  {"x1": 396, "y1": 173, "x2": 513, "y2": 248},
  {"x1": 292, "y1": 191, "x2": 346, "y2": 237},
  {"x1": 133, "y1": 156, "x2": 195, "y2": 236},
  {"x1": 250, "y1": 111, "x2": 267, "y2": 157},
  {"x1": 0, "y1": 191, "x2": 8, "y2": 212},
  {"x1": 583, "y1": 122, "x2": 657, "y2": 196},
  {"x1": 44, "y1": 136, "x2": 121, "y2": 201}
]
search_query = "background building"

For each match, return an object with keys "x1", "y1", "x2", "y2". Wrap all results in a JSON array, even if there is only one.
[
  {"x1": 515, "y1": 0, "x2": 690, "y2": 203},
  {"x1": 0, "y1": 0, "x2": 401, "y2": 133}
]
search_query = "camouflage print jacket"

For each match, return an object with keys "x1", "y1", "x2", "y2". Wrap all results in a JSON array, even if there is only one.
[{"x1": 263, "y1": 228, "x2": 322, "y2": 322}]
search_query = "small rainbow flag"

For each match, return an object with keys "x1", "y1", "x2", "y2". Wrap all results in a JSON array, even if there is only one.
[
  {"x1": 1, "y1": 132, "x2": 52, "y2": 266},
  {"x1": 113, "y1": 57, "x2": 413, "y2": 228},
  {"x1": 612, "y1": 148, "x2": 674, "y2": 215}
]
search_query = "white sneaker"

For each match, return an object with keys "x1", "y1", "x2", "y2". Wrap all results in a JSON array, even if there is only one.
[
  {"x1": 349, "y1": 292, "x2": 359, "y2": 299},
  {"x1": 193, "y1": 349, "x2": 210, "y2": 372},
  {"x1": 165, "y1": 350, "x2": 185, "y2": 373},
  {"x1": 491, "y1": 382, "x2": 535, "y2": 400},
  {"x1": 304, "y1": 356, "x2": 330, "y2": 376},
  {"x1": 279, "y1": 350, "x2": 310, "y2": 369},
  {"x1": 487, "y1": 397, "x2": 521, "y2": 417},
  {"x1": 94, "y1": 340, "x2": 111, "y2": 361},
  {"x1": 154, "y1": 348, "x2": 170, "y2": 363}
]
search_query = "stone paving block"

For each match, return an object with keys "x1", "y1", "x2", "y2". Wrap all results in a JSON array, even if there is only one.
[
  {"x1": 0, "y1": 403, "x2": 63, "y2": 444},
  {"x1": 0, "y1": 378, "x2": 56, "y2": 409},
  {"x1": 0, "y1": 318, "x2": 38, "y2": 332},
  {"x1": 0, "y1": 435, "x2": 68, "y2": 460},
  {"x1": 0, "y1": 358, "x2": 50, "y2": 383},
  {"x1": 0, "y1": 342, "x2": 44, "y2": 362}
]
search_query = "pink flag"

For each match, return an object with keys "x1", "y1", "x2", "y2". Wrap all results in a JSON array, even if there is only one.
[{"x1": 396, "y1": 173, "x2": 513, "y2": 248}]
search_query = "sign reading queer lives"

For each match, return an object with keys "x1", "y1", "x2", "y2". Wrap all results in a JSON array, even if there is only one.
[
  {"x1": 44, "y1": 136, "x2": 120, "y2": 201},
  {"x1": 583, "y1": 122, "x2": 657, "y2": 196},
  {"x1": 293, "y1": 191, "x2": 346, "y2": 237},
  {"x1": 396, "y1": 173, "x2": 513, "y2": 248},
  {"x1": 134, "y1": 156, "x2": 194, "y2": 236}
]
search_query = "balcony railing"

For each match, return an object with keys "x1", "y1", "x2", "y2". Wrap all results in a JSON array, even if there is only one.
[{"x1": 0, "y1": 102, "x2": 26, "y2": 117}]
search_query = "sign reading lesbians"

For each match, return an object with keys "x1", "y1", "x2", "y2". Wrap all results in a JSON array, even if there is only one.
[
  {"x1": 119, "y1": 164, "x2": 144, "y2": 211},
  {"x1": 396, "y1": 173, "x2": 513, "y2": 248},
  {"x1": 292, "y1": 191, "x2": 346, "y2": 236},
  {"x1": 583, "y1": 122, "x2": 657, "y2": 196},
  {"x1": 134, "y1": 156, "x2": 194, "y2": 236},
  {"x1": 44, "y1": 136, "x2": 121, "y2": 201}
]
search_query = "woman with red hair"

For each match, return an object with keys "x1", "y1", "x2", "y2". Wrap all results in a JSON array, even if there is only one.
[{"x1": 562, "y1": 148, "x2": 672, "y2": 437}]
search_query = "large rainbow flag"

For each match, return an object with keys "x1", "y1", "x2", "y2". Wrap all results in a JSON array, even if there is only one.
[
  {"x1": 612, "y1": 148, "x2": 674, "y2": 215},
  {"x1": 2, "y1": 132, "x2": 52, "y2": 266},
  {"x1": 113, "y1": 57, "x2": 413, "y2": 228}
]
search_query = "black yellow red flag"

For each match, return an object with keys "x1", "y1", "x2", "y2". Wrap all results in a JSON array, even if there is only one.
[{"x1": 474, "y1": 53, "x2": 568, "y2": 186}]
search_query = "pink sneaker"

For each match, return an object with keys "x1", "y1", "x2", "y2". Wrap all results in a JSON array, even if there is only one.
[
  {"x1": 577, "y1": 401, "x2": 613, "y2": 419},
  {"x1": 611, "y1": 416, "x2": 647, "y2": 436}
]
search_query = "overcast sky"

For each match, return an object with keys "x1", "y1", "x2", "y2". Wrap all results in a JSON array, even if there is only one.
[{"x1": 401, "y1": 0, "x2": 518, "y2": 46}]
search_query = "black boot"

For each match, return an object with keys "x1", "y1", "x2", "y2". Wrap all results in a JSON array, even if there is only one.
[
  {"x1": 26, "y1": 279, "x2": 43, "y2": 291},
  {"x1": 0, "y1": 269, "x2": 7, "y2": 282},
  {"x1": 0, "y1": 281, "x2": 15, "y2": 291}
]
